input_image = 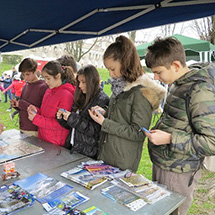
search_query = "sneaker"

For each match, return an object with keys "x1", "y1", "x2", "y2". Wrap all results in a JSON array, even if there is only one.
[
  {"x1": 6, "y1": 108, "x2": 12, "y2": 112},
  {"x1": 9, "y1": 113, "x2": 14, "y2": 121}
]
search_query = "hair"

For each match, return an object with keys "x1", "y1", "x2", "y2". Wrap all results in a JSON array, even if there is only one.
[
  {"x1": 19, "y1": 58, "x2": 37, "y2": 73},
  {"x1": 42, "y1": 60, "x2": 76, "y2": 85},
  {"x1": 73, "y1": 64, "x2": 101, "y2": 111},
  {"x1": 103, "y1": 35, "x2": 144, "y2": 83},
  {"x1": 145, "y1": 37, "x2": 186, "y2": 69},
  {"x1": 57, "y1": 55, "x2": 77, "y2": 85}
]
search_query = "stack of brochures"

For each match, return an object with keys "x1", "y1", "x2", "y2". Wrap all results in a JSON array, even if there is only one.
[
  {"x1": 111, "y1": 173, "x2": 171, "y2": 204},
  {"x1": 61, "y1": 167, "x2": 108, "y2": 190},
  {"x1": 14, "y1": 173, "x2": 89, "y2": 214},
  {"x1": 0, "y1": 184, "x2": 35, "y2": 215}
]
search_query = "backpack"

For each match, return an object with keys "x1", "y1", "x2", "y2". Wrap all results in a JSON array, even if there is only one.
[{"x1": 186, "y1": 63, "x2": 215, "y2": 172}]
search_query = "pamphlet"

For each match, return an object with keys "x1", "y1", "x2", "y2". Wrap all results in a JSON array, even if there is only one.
[
  {"x1": 83, "y1": 163, "x2": 121, "y2": 177},
  {"x1": 119, "y1": 174, "x2": 151, "y2": 187},
  {"x1": 101, "y1": 185, "x2": 147, "y2": 211},
  {"x1": 83, "y1": 205, "x2": 108, "y2": 215},
  {"x1": 43, "y1": 190, "x2": 89, "y2": 214},
  {"x1": 14, "y1": 173, "x2": 73, "y2": 204},
  {"x1": 61, "y1": 167, "x2": 107, "y2": 190},
  {"x1": 0, "y1": 138, "x2": 44, "y2": 164},
  {"x1": 0, "y1": 184, "x2": 34, "y2": 215}
]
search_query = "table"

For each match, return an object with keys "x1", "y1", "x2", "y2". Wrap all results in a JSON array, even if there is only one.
[{"x1": 0, "y1": 129, "x2": 185, "y2": 215}]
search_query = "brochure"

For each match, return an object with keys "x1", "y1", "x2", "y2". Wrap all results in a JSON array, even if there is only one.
[
  {"x1": 101, "y1": 185, "x2": 147, "y2": 211},
  {"x1": 0, "y1": 138, "x2": 44, "y2": 164},
  {"x1": 83, "y1": 206, "x2": 108, "y2": 215},
  {"x1": 61, "y1": 167, "x2": 107, "y2": 190},
  {"x1": 43, "y1": 190, "x2": 89, "y2": 214},
  {"x1": 0, "y1": 184, "x2": 34, "y2": 215},
  {"x1": 14, "y1": 173, "x2": 74, "y2": 204},
  {"x1": 119, "y1": 174, "x2": 151, "y2": 187},
  {"x1": 83, "y1": 163, "x2": 121, "y2": 177}
]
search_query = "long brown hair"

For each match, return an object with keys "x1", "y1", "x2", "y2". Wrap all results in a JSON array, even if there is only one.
[
  {"x1": 73, "y1": 65, "x2": 100, "y2": 111},
  {"x1": 103, "y1": 35, "x2": 144, "y2": 83}
]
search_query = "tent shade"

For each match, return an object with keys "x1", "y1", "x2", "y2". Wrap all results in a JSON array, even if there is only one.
[
  {"x1": 136, "y1": 34, "x2": 215, "y2": 61},
  {"x1": 0, "y1": 0, "x2": 215, "y2": 53}
]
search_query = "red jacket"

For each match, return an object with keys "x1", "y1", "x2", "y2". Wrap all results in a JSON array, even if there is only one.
[
  {"x1": 14, "y1": 80, "x2": 25, "y2": 97},
  {"x1": 33, "y1": 83, "x2": 75, "y2": 146}
]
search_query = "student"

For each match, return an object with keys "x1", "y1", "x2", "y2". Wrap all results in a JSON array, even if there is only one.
[
  {"x1": 57, "y1": 64, "x2": 109, "y2": 158},
  {"x1": 144, "y1": 37, "x2": 215, "y2": 215},
  {"x1": 28, "y1": 61, "x2": 76, "y2": 146},
  {"x1": 89, "y1": 35, "x2": 166, "y2": 172},
  {"x1": 57, "y1": 55, "x2": 78, "y2": 82},
  {"x1": 10, "y1": 58, "x2": 48, "y2": 136},
  {"x1": 1, "y1": 73, "x2": 12, "y2": 105}
]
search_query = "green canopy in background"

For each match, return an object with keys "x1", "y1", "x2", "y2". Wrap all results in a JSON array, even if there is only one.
[{"x1": 136, "y1": 34, "x2": 215, "y2": 62}]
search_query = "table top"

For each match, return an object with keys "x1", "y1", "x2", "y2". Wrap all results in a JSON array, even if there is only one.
[{"x1": 0, "y1": 129, "x2": 186, "y2": 215}]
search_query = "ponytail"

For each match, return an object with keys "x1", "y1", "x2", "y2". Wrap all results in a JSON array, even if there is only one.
[{"x1": 61, "y1": 66, "x2": 76, "y2": 85}]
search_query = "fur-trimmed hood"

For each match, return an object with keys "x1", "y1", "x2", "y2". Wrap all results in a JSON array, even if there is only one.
[{"x1": 124, "y1": 74, "x2": 167, "y2": 111}]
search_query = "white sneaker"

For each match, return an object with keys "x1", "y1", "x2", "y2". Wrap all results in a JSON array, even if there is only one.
[
  {"x1": 6, "y1": 108, "x2": 12, "y2": 112},
  {"x1": 9, "y1": 113, "x2": 14, "y2": 121}
]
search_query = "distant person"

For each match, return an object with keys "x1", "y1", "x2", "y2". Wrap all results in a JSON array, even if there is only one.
[
  {"x1": 0, "y1": 122, "x2": 4, "y2": 134},
  {"x1": 8, "y1": 74, "x2": 26, "y2": 120},
  {"x1": 11, "y1": 66, "x2": 18, "y2": 79},
  {"x1": 89, "y1": 35, "x2": 166, "y2": 172},
  {"x1": 10, "y1": 58, "x2": 48, "y2": 136},
  {"x1": 57, "y1": 64, "x2": 109, "y2": 158},
  {"x1": 3, "y1": 74, "x2": 20, "y2": 112},
  {"x1": 27, "y1": 61, "x2": 76, "y2": 146},
  {"x1": 144, "y1": 37, "x2": 215, "y2": 215},
  {"x1": 57, "y1": 55, "x2": 78, "y2": 82},
  {"x1": 1, "y1": 73, "x2": 12, "y2": 104}
]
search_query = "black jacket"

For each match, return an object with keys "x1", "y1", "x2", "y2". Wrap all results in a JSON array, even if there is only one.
[{"x1": 58, "y1": 89, "x2": 109, "y2": 158}]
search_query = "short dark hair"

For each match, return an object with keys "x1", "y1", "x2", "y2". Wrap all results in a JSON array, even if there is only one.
[
  {"x1": 19, "y1": 58, "x2": 37, "y2": 73},
  {"x1": 145, "y1": 37, "x2": 186, "y2": 69}
]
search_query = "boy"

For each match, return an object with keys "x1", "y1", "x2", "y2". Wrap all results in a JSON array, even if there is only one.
[
  {"x1": 145, "y1": 37, "x2": 215, "y2": 215},
  {"x1": 11, "y1": 58, "x2": 48, "y2": 136}
]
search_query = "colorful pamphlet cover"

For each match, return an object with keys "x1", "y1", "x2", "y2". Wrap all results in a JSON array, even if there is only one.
[
  {"x1": 61, "y1": 167, "x2": 107, "y2": 190},
  {"x1": 0, "y1": 138, "x2": 44, "y2": 164},
  {"x1": 83, "y1": 206, "x2": 108, "y2": 215},
  {"x1": 14, "y1": 173, "x2": 73, "y2": 204},
  {"x1": 0, "y1": 184, "x2": 34, "y2": 215},
  {"x1": 119, "y1": 174, "x2": 151, "y2": 187},
  {"x1": 43, "y1": 190, "x2": 89, "y2": 214},
  {"x1": 83, "y1": 163, "x2": 121, "y2": 177},
  {"x1": 101, "y1": 185, "x2": 147, "y2": 211}
]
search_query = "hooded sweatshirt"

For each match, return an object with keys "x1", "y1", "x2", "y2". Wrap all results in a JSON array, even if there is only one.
[
  {"x1": 98, "y1": 74, "x2": 166, "y2": 172},
  {"x1": 33, "y1": 83, "x2": 75, "y2": 146}
]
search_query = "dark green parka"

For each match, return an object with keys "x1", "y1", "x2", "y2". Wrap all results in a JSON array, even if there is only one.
[{"x1": 98, "y1": 74, "x2": 166, "y2": 172}]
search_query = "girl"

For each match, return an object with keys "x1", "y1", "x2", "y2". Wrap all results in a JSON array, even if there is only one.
[
  {"x1": 89, "y1": 35, "x2": 166, "y2": 172},
  {"x1": 57, "y1": 64, "x2": 109, "y2": 158},
  {"x1": 27, "y1": 61, "x2": 76, "y2": 146}
]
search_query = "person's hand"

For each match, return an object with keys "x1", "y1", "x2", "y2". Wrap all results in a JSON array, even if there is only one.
[
  {"x1": 88, "y1": 109, "x2": 104, "y2": 125},
  {"x1": 90, "y1": 106, "x2": 106, "y2": 115},
  {"x1": 10, "y1": 99, "x2": 19, "y2": 108},
  {"x1": 56, "y1": 109, "x2": 71, "y2": 121},
  {"x1": 3, "y1": 90, "x2": 6, "y2": 94},
  {"x1": 144, "y1": 129, "x2": 171, "y2": 145},
  {"x1": 0, "y1": 123, "x2": 4, "y2": 135},
  {"x1": 27, "y1": 105, "x2": 37, "y2": 121}
]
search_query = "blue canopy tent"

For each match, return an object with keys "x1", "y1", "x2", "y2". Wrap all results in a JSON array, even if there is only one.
[{"x1": 0, "y1": 0, "x2": 215, "y2": 53}]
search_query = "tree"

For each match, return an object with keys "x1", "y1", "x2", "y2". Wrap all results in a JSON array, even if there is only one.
[
  {"x1": 65, "y1": 38, "x2": 98, "y2": 62},
  {"x1": 192, "y1": 16, "x2": 215, "y2": 45}
]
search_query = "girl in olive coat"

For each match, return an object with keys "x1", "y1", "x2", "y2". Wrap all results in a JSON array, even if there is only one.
[{"x1": 89, "y1": 35, "x2": 166, "y2": 172}]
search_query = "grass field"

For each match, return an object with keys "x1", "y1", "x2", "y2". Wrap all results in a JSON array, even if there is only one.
[{"x1": 1, "y1": 63, "x2": 215, "y2": 214}]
